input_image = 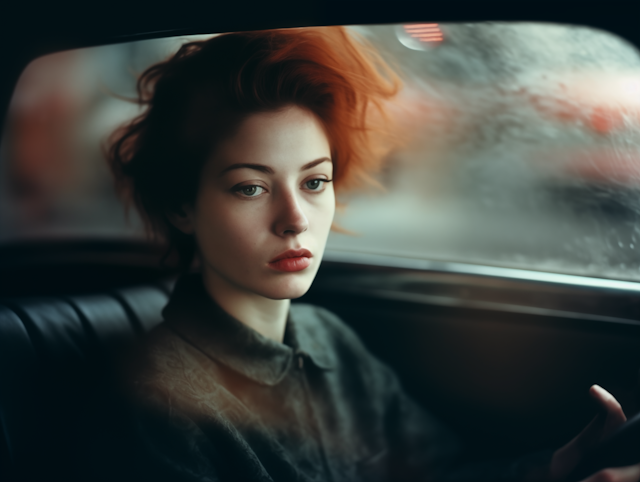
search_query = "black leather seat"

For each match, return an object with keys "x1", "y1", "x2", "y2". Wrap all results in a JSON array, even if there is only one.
[{"x1": 0, "y1": 279, "x2": 175, "y2": 481}]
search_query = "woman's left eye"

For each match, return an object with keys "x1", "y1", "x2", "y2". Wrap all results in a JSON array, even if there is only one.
[
  {"x1": 304, "y1": 179, "x2": 330, "y2": 191},
  {"x1": 236, "y1": 185, "x2": 265, "y2": 197}
]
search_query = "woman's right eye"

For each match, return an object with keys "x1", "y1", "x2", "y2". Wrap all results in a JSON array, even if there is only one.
[{"x1": 236, "y1": 185, "x2": 265, "y2": 197}]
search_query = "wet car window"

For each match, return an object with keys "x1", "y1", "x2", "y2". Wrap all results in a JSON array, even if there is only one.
[{"x1": 2, "y1": 23, "x2": 640, "y2": 282}]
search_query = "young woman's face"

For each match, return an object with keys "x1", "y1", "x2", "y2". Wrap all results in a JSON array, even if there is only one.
[{"x1": 183, "y1": 105, "x2": 335, "y2": 300}]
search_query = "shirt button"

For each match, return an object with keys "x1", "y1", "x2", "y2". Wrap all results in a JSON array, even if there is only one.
[{"x1": 296, "y1": 350, "x2": 307, "y2": 369}]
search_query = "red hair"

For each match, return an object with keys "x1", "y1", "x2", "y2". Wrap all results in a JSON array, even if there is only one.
[{"x1": 108, "y1": 27, "x2": 400, "y2": 267}]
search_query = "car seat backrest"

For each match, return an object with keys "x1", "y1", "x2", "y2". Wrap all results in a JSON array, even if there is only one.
[{"x1": 0, "y1": 281, "x2": 174, "y2": 480}]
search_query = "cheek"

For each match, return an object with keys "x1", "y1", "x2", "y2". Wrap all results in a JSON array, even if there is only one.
[
  {"x1": 310, "y1": 193, "x2": 336, "y2": 234},
  {"x1": 194, "y1": 194, "x2": 266, "y2": 259}
]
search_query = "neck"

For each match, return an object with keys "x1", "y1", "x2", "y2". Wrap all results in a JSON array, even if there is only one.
[{"x1": 201, "y1": 269, "x2": 290, "y2": 343}]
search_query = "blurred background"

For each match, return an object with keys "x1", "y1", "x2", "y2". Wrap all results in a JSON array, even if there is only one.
[{"x1": 2, "y1": 23, "x2": 640, "y2": 282}]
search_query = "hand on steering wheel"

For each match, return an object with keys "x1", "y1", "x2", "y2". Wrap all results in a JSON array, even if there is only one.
[{"x1": 550, "y1": 385, "x2": 640, "y2": 482}]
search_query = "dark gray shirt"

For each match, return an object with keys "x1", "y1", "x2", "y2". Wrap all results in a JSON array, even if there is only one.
[{"x1": 122, "y1": 274, "x2": 548, "y2": 482}]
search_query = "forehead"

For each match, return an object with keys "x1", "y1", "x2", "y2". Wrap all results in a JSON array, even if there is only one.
[{"x1": 213, "y1": 106, "x2": 331, "y2": 167}]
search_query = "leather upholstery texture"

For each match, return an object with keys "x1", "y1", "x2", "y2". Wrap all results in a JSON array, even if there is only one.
[{"x1": 0, "y1": 281, "x2": 174, "y2": 480}]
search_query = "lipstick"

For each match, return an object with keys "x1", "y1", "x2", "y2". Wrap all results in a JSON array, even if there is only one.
[{"x1": 268, "y1": 248, "x2": 312, "y2": 272}]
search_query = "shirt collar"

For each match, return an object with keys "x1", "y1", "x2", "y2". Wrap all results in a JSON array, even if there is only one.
[
  {"x1": 286, "y1": 304, "x2": 335, "y2": 370},
  {"x1": 161, "y1": 274, "x2": 333, "y2": 386}
]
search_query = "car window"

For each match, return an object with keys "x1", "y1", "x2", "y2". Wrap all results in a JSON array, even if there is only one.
[{"x1": 2, "y1": 23, "x2": 640, "y2": 282}]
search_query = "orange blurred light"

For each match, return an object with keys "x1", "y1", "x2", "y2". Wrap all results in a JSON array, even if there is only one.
[{"x1": 524, "y1": 73, "x2": 640, "y2": 135}]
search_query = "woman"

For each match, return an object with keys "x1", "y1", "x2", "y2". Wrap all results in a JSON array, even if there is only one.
[{"x1": 108, "y1": 27, "x2": 638, "y2": 482}]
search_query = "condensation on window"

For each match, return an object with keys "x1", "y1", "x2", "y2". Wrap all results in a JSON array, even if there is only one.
[
  {"x1": 1, "y1": 23, "x2": 640, "y2": 282},
  {"x1": 329, "y1": 23, "x2": 640, "y2": 283}
]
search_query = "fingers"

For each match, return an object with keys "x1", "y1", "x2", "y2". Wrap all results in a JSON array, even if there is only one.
[
  {"x1": 590, "y1": 385, "x2": 627, "y2": 439},
  {"x1": 579, "y1": 463, "x2": 640, "y2": 482},
  {"x1": 550, "y1": 386, "x2": 628, "y2": 480}
]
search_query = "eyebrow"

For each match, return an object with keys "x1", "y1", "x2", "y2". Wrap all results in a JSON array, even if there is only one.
[{"x1": 219, "y1": 157, "x2": 331, "y2": 176}]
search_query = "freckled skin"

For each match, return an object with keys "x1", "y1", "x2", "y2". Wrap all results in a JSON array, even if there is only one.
[{"x1": 171, "y1": 105, "x2": 335, "y2": 340}]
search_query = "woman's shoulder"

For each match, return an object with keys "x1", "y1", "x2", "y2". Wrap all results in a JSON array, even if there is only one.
[
  {"x1": 121, "y1": 322, "x2": 215, "y2": 408},
  {"x1": 128, "y1": 322, "x2": 190, "y2": 376}
]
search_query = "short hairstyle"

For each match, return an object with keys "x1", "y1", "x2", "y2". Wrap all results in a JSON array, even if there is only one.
[{"x1": 108, "y1": 27, "x2": 400, "y2": 267}]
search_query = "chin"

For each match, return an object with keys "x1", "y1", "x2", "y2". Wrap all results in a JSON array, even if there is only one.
[{"x1": 260, "y1": 275, "x2": 314, "y2": 300}]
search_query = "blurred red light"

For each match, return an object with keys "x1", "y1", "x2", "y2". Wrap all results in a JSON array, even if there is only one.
[{"x1": 404, "y1": 24, "x2": 444, "y2": 43}]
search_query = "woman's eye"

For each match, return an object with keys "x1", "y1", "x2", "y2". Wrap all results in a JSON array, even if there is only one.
[
  {"x1": 305, "y1": 179, "x2": 330, "y2": 191},
  {"x1": 236, "y1": 185, "x2": 264, "y2": 197}
]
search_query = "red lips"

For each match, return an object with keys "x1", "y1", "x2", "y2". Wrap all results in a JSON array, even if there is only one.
[{"x1": 268, "y1": 248, "x2": 312, "y2": 272}]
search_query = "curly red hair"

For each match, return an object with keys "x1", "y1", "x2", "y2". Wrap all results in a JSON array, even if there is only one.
[{"x1": 108, "y1": 27, "x2": 400, "y2": 267}]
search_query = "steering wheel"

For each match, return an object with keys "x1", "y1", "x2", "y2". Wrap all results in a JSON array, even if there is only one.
[{"x1": 568, "y1": 411, "x2": 640, "y2": 482}]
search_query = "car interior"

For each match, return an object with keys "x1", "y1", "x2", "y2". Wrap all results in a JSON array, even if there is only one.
[{"x1": 2, "y1": 4, "x2": 640, "y2": 481}]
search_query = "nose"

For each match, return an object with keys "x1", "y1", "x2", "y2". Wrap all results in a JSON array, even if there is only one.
[{"x1": 272, "y1": 187, "x2": 309, "y2": 237}]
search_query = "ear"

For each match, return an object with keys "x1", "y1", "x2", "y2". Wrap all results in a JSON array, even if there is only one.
[{"x1": 166, "y1": 205, "x2": 195, "y2": 234}]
